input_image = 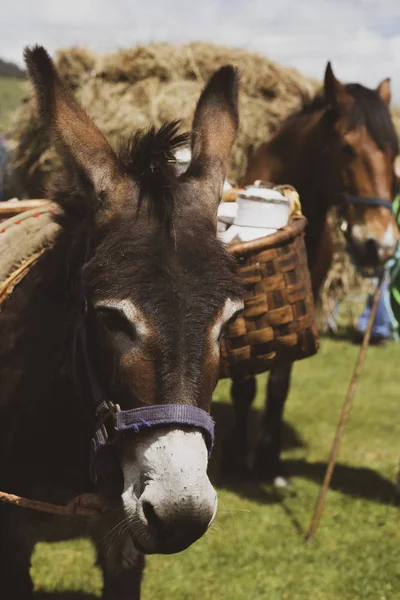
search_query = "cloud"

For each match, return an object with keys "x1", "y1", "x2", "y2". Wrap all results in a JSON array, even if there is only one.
[{"x1": 1, "y1": 0, "x2": 400, "y2": 101}]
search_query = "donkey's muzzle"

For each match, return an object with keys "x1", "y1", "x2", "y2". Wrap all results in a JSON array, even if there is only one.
[
  {"x1": 122, "y1": 427, "x2": 217, "y2": 555},
  {"x1": 136, "y1": 478, "x2": 217, "y2": 554}
]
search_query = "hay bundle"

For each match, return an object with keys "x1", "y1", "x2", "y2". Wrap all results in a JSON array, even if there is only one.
[{"x1": 8, "y1": 42, "x2": 318, "y2": 198}]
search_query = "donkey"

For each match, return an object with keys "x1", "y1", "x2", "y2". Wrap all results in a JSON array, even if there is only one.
[
  {"x1": 233, "y1": 63, "x2": 399, "y2": 486},
  {"x1": 0, "y1": 46, "x2": 243, "y2": 599}
]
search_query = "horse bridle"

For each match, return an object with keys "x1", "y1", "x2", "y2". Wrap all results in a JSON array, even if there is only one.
[
  {"x1": 73, "y1": 311, "x2": 215, "y2": 482},
  {"x1": 337, "y1": 192, "x2": 398, "y2": 240},
  {"x1": 335, "y1": 191, "x2": 400, "y2": 279},
  {"x1": 340, "y1": 194, "x2": 394, "y2": 212}
]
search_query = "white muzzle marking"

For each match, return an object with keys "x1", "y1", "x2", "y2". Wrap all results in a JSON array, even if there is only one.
[{"x1": 121, "y1": 426, "x2": 217, "y2": 554}]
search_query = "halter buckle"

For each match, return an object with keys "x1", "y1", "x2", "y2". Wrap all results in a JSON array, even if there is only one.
[{"x1": 95, "y1": 401, "x2": 121, "y2": 445}]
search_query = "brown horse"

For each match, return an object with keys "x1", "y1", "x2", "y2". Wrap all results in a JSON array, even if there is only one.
[
  {"x1": 0, "y1": 46, "x2": 243, "y2": 599},
  {"x1": 231, "y1": 63, "x2": 399, "y2": 486}
]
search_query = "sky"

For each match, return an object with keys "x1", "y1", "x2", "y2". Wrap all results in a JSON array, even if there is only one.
[{"x1": 1, "y1": 0, "x2": 400, "y2": 100}]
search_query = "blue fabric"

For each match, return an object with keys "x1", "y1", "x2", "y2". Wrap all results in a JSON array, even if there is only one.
[
  {"x1": 357, "y1": 278, "x2": 392, "y2": 338},
  {"x1": 115, "y1": 404, "x2": 215, "y2": 455},
  {"x1": 344, "y1": 194, "x2": 393, "y2": 211}
]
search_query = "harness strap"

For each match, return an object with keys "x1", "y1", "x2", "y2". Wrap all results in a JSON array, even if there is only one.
[
  {"x1": 115, "y1": 404, "x2": 214, "y2": 452},
  {"x1": 343, "y1": 194, "x2": 393, "y2": 211},
  {"x1": 92, "y1": 402, "x2": 214, "y2": 456}
]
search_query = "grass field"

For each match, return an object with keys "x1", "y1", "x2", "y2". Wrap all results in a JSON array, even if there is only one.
[
  {"x1": 30, "y1": 338, "x2": 400, "y2": 599},
  {"x1": 0, "y1": 75, "x2": 25, "y2": 132}
]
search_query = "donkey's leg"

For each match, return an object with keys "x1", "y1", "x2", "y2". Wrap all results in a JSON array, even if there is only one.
[
  {"x1": 254, "y1": 363, "x2": 293, "y2": 486},
  {"x1": 96, "y1": 535, "x2": 145, "y2": 600},
  {"x1": 0, "y1": 506, "x2": 34, "y2": 599},
  {"x1": 223, "y1": 376, "x2": 256, "y2": 474}
]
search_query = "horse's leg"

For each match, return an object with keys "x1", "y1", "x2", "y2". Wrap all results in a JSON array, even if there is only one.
[
  {"x1": 222, "y1": 376, "x2": 256, "y2": 474},
  {"x1": 0, "y1": 506, "x2": 34, "y2": 599},
  {"x1": 254, "y1": 362, "x2": 293, "y2": 486},
  {"x1": 95, "y1": 535, "x2": 145, "y2": 600}
]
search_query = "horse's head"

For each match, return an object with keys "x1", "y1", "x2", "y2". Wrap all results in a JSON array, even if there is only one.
[
  {"x1": 25, "y1": 47, "x2": 242, "y2": 554},
  {"x1": 324, "y1": 63, "x2": 399, "y2": 268}
]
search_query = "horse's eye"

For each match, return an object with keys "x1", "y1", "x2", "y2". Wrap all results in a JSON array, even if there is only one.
[
  {"x1": 341, "y1": 143, "x2": 356, "y2": 158},
  {"x1": 96, "y1": 307, "x2": 136, "y2": 340}
]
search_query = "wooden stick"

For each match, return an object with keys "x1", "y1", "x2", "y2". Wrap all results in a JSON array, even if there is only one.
[
  {"x1": 0, "y1": 489, "x2": 109, "y2": 518},
  {"x1": 0, "y1": 199, "x2": 49, "y2": 219},
  {"x1": 305, "y1": 274, "x2": 385, "y2": 542}
]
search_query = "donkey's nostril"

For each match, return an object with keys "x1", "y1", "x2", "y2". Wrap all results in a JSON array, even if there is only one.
[{"x1": 142, "y1": 500, "x2": 163, "y2": 534}]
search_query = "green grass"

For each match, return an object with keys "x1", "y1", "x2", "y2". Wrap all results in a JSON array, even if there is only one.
[
  {"x1": 0, "y1": 75, "x2": 25, "y2": 132},
  {"x1": 31, "y1": 338, "x2": 400, "y2": 599}
]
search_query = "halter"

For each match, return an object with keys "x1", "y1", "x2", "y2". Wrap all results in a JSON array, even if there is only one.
[
  {"x1": 341, "y1": 194, "x2": 393, "y2": 211},
  {"x1": 73, "y1": 314, "x2": 215, "y2": 482},
  {"x1": 337, "y1": 188, "x2": 400, "y2": 278}
]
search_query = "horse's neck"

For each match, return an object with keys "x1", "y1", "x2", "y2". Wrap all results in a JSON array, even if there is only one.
[{"x1": 244, "y1": 108, "x2": 333, "y2": 223}]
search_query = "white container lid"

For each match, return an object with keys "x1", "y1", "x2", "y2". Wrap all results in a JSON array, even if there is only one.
[{"x1": 234, "y1": 187, "x2": 290, "y2": 230}]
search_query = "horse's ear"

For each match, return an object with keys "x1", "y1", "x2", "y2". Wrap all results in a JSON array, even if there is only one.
[
  {"x1": 377, "y1": 78, "x2": 391, "y2": 106},
  {"x1": 324, "y1": 62, "x2": 353, "y2": 113},
  {"x1": 188, "y1": 65, "x2": 239, "y2": 219},
  {"x1": 24, "y1": 45, "x2": 121, "y2": 198}
]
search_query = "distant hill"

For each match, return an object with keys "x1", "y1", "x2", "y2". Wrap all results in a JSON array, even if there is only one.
[{"x1": 0, "y1": 58, "x2": 25, "y2": 79}]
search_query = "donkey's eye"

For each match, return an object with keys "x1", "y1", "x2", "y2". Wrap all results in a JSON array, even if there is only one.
[
  {"x1": 218, "y1": 309, "x2": 242, "y2": 342},
  {"x1": 96, "y1": 307, "x2": 136, "y2": 340},
  {"x1": 341, "y1": 143, "x2": 356, "y2": 158}
]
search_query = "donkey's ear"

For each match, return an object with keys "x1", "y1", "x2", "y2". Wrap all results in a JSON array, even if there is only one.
[
  {"x1": 24, "y1": 45, "x2": 120, "y2": 197},
  {"x1": 190, "y1": 65, "x2": 239, "y2": 175},
  {"x1": 324, "y1": 62, "x2": 353, "y2": 113},
  {"x1": 377, "y1": 78, "x2": 391, "y2": 106}
]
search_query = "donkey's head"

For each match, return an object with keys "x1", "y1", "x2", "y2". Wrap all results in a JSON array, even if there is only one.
[
  {"x1": 25, "y1": 46, "x2": 242, "y2": 554},
  {"x1": 324, "y1": 63, "x2": 399, "y2": 268}
]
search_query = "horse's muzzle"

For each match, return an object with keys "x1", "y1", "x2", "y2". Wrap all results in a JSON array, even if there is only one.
[{"x1": 346, "y1": 221, "x2": 399, "y2": 268}]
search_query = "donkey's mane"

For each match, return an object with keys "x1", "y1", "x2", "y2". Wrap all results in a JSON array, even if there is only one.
[
  {"x1": 290, "y1": 84, "x2": 399, "y2": 154},
  {"x1": 118, "y1": 120, "x2": 191, "y2": 224}
]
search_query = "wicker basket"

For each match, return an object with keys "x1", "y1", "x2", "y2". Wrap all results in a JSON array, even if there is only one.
[{"x1": 220, "y1": 215, "x2": 319, "y2": 379}]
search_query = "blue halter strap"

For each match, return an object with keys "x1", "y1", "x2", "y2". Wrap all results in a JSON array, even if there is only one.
[
  {"x1": 343, "y1": 194, "x2": 393, "y2": 211},
  {"x1": 92, "y1": 401, "x2": 215, "y2": 456}
]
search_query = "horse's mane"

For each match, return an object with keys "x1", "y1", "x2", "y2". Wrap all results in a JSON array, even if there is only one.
[
  {"x1": 118, "y1": 121, "x2": 190, "y2": 224},
  {"x1": 293, "y1": 84, "x2": 399, "y2": 154}
]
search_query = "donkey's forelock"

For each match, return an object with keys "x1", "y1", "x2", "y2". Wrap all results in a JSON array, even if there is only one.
[{"x1": 118, "y1": 121, "x2": 190, "y2": 225}]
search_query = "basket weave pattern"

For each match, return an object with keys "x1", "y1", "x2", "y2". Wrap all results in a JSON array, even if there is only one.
[{"x1": 220, "y1": 216, "x2": 319, "y2": 379}]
